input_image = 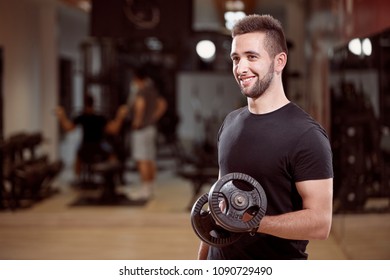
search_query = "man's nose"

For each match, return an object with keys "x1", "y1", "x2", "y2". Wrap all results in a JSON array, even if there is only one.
[{"x1": 236, "y1": 59, "x2": 249, "y2": 75}]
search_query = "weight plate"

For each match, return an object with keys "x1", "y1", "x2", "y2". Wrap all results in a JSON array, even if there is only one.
[
  {"x1": 191, "y1": 193, "x2": 244, "y2": 247},
  {"x1": 209, "y1": 173, "x2": 267, "y2": 232}
]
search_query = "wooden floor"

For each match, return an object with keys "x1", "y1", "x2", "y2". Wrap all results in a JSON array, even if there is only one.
[{"x1": 0, "y1": 166, "x2": 389, "y2": 260}]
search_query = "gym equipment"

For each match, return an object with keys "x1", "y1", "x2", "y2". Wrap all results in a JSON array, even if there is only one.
[
  {"x1": 191, "y1": 172, "x2": 267, "y2": 247},
  {"x1": 1, "y1": 132, "x2": 63, "y2": 210},
  {"x1": 191, "y1": 193, "x2": 244, "y2": 247},
  {"x1": 209, "y1": 173, "x2": 267, "y2": 232}
]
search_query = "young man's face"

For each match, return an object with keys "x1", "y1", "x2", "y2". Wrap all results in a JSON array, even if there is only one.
[{"x1": 230, "y1": 32, "x2": 275, "y2": 99}]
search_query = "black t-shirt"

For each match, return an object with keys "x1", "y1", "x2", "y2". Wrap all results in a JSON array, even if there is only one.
[
  {"x1": 73, "y1": 113, "x2": 107, "y2": 145},
  {"x1": 208, "y1": 102, "x2": 333, "y2": 260}
]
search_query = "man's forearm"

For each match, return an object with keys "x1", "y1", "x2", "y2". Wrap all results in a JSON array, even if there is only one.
[
  {"x1": 58, "y1": 116, "x2": 75, "y2": 132},
  {"x1": 258, "y1": 209, "x2": 332, "y2": 240}
]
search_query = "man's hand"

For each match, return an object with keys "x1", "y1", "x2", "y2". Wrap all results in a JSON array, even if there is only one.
[
  {"x1": 116, "y1": 105, "x2": 129, "y2": 120},
  {"x1": 55, "y1": 106, "x2": 66, "y2": 119},
  {"x1": 55, "y1": 106, "x2": 75, "y2": 132},
  {"x1": 219, "y1": 198, "x2": 255, "y2": 224}
]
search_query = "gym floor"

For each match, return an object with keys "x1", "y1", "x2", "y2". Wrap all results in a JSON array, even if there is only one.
[{"x1": 0, "y1": 159, "x2": 389, "y2": 260}]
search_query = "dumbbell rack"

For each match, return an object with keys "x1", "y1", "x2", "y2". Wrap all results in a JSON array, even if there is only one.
[{"x1": 0, "y1": 132, "x2": 62, "y2": 210}]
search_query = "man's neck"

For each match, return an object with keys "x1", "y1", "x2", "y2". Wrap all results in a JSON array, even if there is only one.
[{"x1": 247, "y1": 87, "x2": 289, "y2": 115}]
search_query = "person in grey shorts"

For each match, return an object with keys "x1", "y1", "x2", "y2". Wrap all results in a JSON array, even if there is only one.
[{"x1": 130, "y1": 67, "x2": 167, "y2": 199}]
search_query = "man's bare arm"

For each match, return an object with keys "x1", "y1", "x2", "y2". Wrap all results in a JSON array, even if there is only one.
[{"x1": 258, "y1": 178, "x2": 333, "y2": 240}]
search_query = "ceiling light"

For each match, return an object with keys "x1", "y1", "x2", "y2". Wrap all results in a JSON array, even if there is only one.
[
  {"x1": 224, "y1": 11, "x2": 246, "y2": 30},
  {"x1": 196, "y1": 40, "x2": 216, "y2": 62},
  {"x1": 348, "y1": 38, "x2": 362, "y2": 56},
  {"x1": 362, "y1": 38, "x2": 372, "y2": 56},
  {"x1": 348, "y1": 38, "x2": 372, "y2": 57}
]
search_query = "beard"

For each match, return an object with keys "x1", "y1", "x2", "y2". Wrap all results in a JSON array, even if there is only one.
[{"x1": 239, "y1": 63, "x2": 274, "y2": 99}]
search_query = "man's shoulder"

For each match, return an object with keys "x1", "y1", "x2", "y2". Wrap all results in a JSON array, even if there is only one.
[
  {"x1": 225, "y1": 106, "x2": 247, "y2": 119},
  {"x1": 285, "y1": 103, "x2": 323, "y2": 128}
]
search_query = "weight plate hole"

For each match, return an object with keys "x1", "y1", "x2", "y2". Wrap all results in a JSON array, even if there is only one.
[
  {"x1": 242, "y1": 206, "x2": 260, "y2": 222},
  {"x1": 232, "y1": 179, "x2": 254, "y2": 191}
]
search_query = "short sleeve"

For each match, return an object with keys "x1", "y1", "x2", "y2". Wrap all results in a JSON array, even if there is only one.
[{"x1": 291, "y1": 127, "x2": 333, "y2": 182}]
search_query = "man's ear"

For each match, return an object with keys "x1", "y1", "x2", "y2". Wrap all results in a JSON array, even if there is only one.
[{"x1": 274, "y1": 52, "x2": 287, "y2": 73}]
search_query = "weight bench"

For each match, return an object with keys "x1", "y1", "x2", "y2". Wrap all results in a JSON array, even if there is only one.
[
  {"x1": 69, "y1": 158, "x2": 148, "y2": 207},
  {"x1": 90, "y1": 160, "x2": 123, "y2": 204}
]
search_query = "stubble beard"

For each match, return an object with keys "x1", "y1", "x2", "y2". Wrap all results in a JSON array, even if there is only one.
[{"x1": 239, "y1": 63, "x2": 274, "y2": 99}]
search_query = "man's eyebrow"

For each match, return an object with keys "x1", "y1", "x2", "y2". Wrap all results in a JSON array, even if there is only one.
[{"x1": 230, "y1": 50, "x2": 260, "y2": 57}]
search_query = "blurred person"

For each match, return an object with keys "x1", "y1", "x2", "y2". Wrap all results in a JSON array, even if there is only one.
[
  {"x1": 197, "y1": 14, "x2": 333, "y2": 260},
  {"x1": 129, "y1": 67, "x2": 167, "y2": 199},
  {"x1": 56, "y1": 94, "x2": 128, "y2": 176}
]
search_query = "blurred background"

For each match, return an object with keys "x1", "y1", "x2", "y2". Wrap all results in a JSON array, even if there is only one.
[{"x1": 0, "y1": 0, "x2": 389, "y2": 260}]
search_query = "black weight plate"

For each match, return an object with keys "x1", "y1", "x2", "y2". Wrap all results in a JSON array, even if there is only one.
[
  {"x1": 191, "y1": 193, "x2": 244, "y2": 247},
  {"x1": 209, "y1": 173, "x2": 267, "y2": 232}
]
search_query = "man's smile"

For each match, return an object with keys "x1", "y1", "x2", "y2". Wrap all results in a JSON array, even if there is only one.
[{"x1": 239, "y1": 75, "x2": 256, "y2": 87}]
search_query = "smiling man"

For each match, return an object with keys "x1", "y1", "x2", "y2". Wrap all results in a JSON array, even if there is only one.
[{"x1": 197, "y1": 14, "x2": 334, "y2": 260}]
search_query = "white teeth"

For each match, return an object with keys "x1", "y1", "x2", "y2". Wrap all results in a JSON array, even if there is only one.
[{"x1": 241, "y1": 77, "x2": 253, "y2": 82}]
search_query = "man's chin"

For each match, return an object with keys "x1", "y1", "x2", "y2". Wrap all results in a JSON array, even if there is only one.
[
  {"x1": 241, "y1": 89, "x2": 263, "y2": 99},
  {"x1": 240, "y1": 88, "x2": 254, "y2": 98}
]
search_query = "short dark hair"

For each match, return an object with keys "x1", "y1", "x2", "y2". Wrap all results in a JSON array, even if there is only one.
[
  {"x1": 84, "y1": 93, "x2": 94, "y2": 108},
  {"x1": 231, "y1": 14, "x2": 288, "y2": 58},
  {"x1": 133, "y1": 67, "x2": 148, "y2": 80}
]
